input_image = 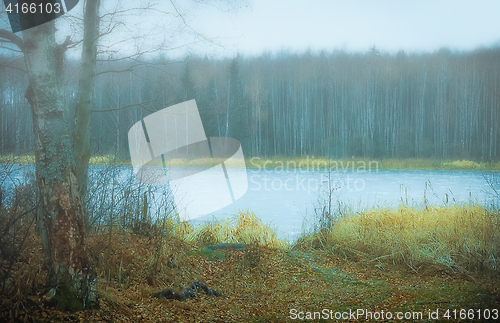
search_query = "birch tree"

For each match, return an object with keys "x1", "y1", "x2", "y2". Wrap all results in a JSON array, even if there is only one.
[{"x1": 21, "y1": 19, "x2": 95, "y2": 310}]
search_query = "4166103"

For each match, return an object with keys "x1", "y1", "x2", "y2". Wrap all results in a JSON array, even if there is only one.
[
  {"x1": 5, "y1": 2, "x2": 62, "y2": 15},
  {"x1": 442, "y1": 308, "x2": 498, "y2": 320}
]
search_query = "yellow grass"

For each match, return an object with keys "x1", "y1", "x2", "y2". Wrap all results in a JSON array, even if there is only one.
[
  {"x1": 162, "y1": 212, "x2": 289, "y2": 249},
  {"x1": 164, "y1": 158, "x2": 212, "y2": 167},
  {"x1": 2, "y1": 153, "x2": 499, "y2": 170},
  {"x1": 0, "y1": 154, "x2": 36, "y2": 164},
  {"x1": 298, "y1": 205, "x2": 499, "y2": 271},
  {"x1": 89, "y1": 155, "x2": 123, "y2": 165},
  {"x1": 246, "y1": 156, "x2": 500, "y2": 170}
]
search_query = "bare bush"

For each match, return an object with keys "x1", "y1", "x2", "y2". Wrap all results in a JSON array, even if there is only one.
[{"x1": 483, "y1": 171, "x2": 500, "y2": 212}]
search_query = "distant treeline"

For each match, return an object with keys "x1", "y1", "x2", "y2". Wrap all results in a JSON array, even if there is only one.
[{"x1": 1, "y1": 47, "x2": 499, "y2": 160}]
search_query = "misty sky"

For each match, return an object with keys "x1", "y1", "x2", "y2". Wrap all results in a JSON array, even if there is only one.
[
  {"x1": 181, "y1": 0, "x2": 500, "y2": 57},
  {"x1": 2, "y1": 0, "x2": 500, "y2": 58}
]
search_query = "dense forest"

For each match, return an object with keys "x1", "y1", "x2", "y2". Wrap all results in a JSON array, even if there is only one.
[{"x1": 1, "y1": 46, "x2": 500, "y2": 160}]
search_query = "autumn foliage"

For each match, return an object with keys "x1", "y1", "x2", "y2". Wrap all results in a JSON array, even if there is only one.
[{"x1": 1, "y1": 207, "x2": 499, "y2": 322}]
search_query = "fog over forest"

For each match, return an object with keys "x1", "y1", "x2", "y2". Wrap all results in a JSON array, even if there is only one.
[{"x1": 1, "y1": 46, "x2": 500, "y2": 160}]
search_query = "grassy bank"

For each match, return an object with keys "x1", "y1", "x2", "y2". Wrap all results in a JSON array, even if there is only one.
[
  {"x1": 0, "y1": 154, "x2": 131, "y2": 166},
  {"x1": 1, "y1": 207, "x2": 499, "y2": 322},
  {"x1": 162, "y1": 206, "x2": 500, "y2": 273},
  {"x1": 247, "y1": 156, "x2": 500, "y2": 171},
  {"x1": 297, "y1": 205, "x2": 500, "y2": 272},
  {"x1": 2, "y1": 154, "x2": 500, "y2": 170}
]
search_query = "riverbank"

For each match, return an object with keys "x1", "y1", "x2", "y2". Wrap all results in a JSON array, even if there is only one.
[
  {"x1": 2, "y1": 206, "x2": 498, "y2": 322},
  {"x1": 2, "y1": 154, "x2": 499, "y2": 171},
  {"x1": 247, "y1": 156, "x2": 500, "y2": 171},
  {"x1": 173, "y1": 206, "x2": 500, "y2": 273}
]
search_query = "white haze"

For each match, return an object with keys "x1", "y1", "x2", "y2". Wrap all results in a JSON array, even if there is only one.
[{"x1": 2, "y1": 0, "x2": 500, "y2": 58}]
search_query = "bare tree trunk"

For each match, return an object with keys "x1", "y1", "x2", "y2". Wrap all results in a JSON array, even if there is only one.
[
  {"x1": 22, "y1": 21, "x2": 95, "y2": 310},
  {"x1": 73, "y1": 0, "x2": 101, "y2": 197}
]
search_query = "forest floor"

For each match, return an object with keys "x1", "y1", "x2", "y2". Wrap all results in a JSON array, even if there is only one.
[{"x1": 3, "y1": 233, "x2": 499, "y2": 323}]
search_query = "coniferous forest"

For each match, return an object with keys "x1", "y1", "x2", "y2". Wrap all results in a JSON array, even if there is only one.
[{"x1": 2, "y1": 46, "x2": 500, "y2": 160}]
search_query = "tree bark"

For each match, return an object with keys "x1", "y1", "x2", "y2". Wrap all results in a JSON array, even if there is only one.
[{"x1": 22, "y1": 21, "x2": 95, "y2": 310}]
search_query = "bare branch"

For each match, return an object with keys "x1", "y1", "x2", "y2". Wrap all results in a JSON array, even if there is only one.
[
  {"x1": 0, "y1": 29, "x2": 24, "y2": 52},
  {"x1": 91, "y1": 96, "x2": 169, "y2": 113},
  {"x1": 94, "y1": 66, "x2": 135, "y2": 76},
  {"x1": 167, "y1": 0, "x2": 222, "y2": 47},
  {"x1": 100, "y1": 4, "x2": 159, "y2": 19},
  {"x1": 0, "y1": 62, "x2": 26, "y2": 74},
  {"x1": 0, "y1": 43, "x2": 23, "y2": 53},
  {"x1": 97, "y1": 21, "x2": 125, "y2": 41}
]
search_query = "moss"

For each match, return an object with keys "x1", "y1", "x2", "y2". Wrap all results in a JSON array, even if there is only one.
[
  {"x1": 196, "y1": 248, "x2": 226, "y2": 261},
  {"x1": 53, "y1": 285, "x2": 84, "y2": 313}
]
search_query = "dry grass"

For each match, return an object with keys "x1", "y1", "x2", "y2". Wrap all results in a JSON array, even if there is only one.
[
  {"x1": 246, "y1": 156, "x2": 500, "y2": 170},
  {"x1": 177, "y1": 212, "x2": 289, "y2": 249},
  {"x1": 153, "y1": 211, "x2": 289, "y2": 249},
  {"x1": 297, "y1": 205, "x2": 500, "y2": 272},
  {"x1": 89, "y1": 155, "x2": 130, "y2": 166},
  {"x1": 0, "y1": 154, "x2": 36, "y2": 164},
  {"x1": 3, "y1": 153, "x2": 499, "y2": 170}
]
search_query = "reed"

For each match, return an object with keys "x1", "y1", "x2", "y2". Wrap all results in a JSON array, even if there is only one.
[
  {"x1": 180, "y1": 212, "x2": 289, "y2": 249},
  {"x1": 297, "y1": 204, "x2": 499, "y2": 272}
]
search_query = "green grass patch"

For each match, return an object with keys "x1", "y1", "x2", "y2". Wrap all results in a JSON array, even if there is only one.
[{"x1": 194, "y1": 248, "x2": 226, "y2": 261}]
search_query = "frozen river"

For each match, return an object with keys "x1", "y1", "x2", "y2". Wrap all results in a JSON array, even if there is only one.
[
  {"x1": 2, "y1": 163, "x2": 494, "y2": 240},
  {"x1": 195, "y1": 167, "x2": 492, "y2": 240}
]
